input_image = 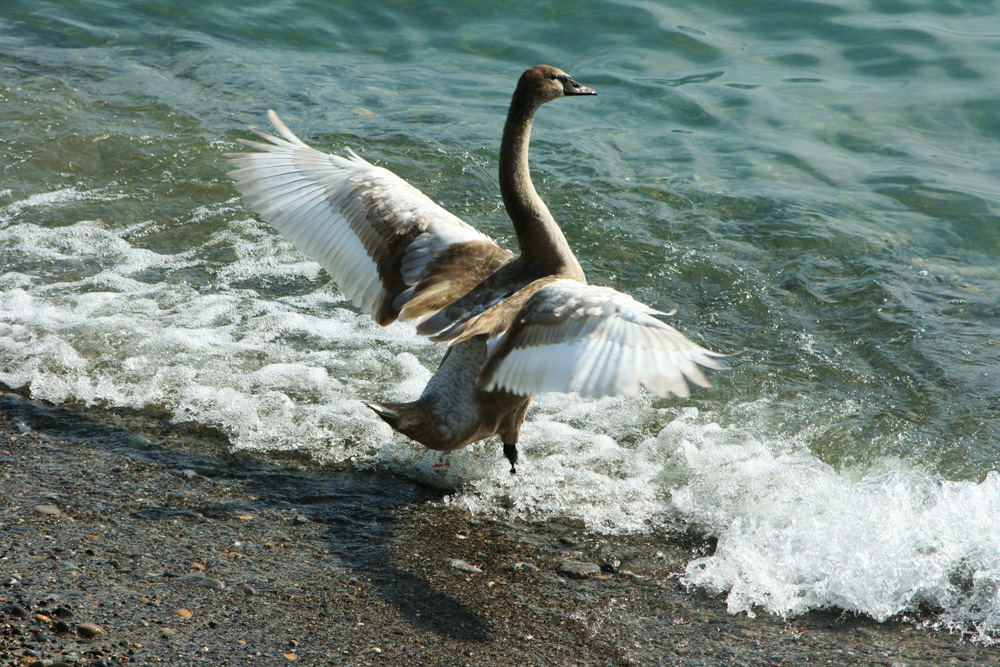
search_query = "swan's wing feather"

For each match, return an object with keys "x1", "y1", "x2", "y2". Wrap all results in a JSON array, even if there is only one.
[
  {"x1": 227, "y1": 110, "x2": 513, "y2": 326},
  {"x1": 424, "y1": 277, "x2": 558, "y2": 344},
  {"x1": 478, "y1": 279, "x2": 725, "y2": 398}
]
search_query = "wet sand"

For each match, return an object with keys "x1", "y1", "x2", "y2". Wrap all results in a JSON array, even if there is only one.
[{"x1": 0, "y1": 391, "x2": 995, "y2": 666}]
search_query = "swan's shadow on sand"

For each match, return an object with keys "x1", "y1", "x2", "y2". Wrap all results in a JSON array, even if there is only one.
[
  {"x1": 243, "y1": 464, "x2": 494, "y2": 642},
  {"x1": 0, "y1": 392, "x2": 492, "y2": 642}
]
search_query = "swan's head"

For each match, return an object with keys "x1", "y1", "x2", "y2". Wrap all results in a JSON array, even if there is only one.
[{"x1": 517, "y1": 65, "x2": 596, "y2": 106}]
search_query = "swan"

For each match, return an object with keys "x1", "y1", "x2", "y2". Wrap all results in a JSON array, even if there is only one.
[{"x1": 227, "y1": 65, "x2": 724, "y2": 473}]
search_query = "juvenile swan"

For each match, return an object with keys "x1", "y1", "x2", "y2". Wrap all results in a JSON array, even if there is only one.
[{"x1": 227, "y1": 65, "x2": 723, "y2": 473}]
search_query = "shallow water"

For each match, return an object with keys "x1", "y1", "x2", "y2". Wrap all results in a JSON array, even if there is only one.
[{"x1": 3, "y1": 0, "x2": 1000, "y2": 643}]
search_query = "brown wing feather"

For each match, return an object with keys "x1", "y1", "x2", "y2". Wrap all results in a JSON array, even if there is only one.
[
  {"x1": 433, "y1": 277, "x2": 559, "y2": 344},
  {"x1": 399, "y1": 240, "x2": 516, "y2": 324}
]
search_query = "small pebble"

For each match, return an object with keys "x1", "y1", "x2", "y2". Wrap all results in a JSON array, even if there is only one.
[
  {"x1": 556, "y1": 559, "x2": 603, "y2": 579},
  {"x1": 53, "y1": 620, "x2": 72, "y2": 633},
  {"x1": 174, "y1": 609, "x2": 193, "y2": 619},
  {"x1": 3, "y1": 604, "x2": 30, "y2": 619},
  {"x1": 52, "y1": 606, "x2": 73, "y2": 619},
  {"x1": 124, "y1": 433, "x2": 152, "y2": 447},
  {"x1": 135, "y1": 570, "x2": 165, "y2": 579},
  {"x1": 77, "y1": 622, "x2": 104, "y2": 638},
  {"x1": 510, "y1": 561, "x2": 539, "y2": 572},
  {"x1": 447, "y1": 558, "x2": 483, "y2": 574},
  {"x1": 34, "y1": 504, "x2": 61, "y2": 516},
  {"x1": 180, "y1": 573, "x2": 225, "y2": 590},
  {"x1": 234, "y1": 583, "x2": 256, "y2": 596}
]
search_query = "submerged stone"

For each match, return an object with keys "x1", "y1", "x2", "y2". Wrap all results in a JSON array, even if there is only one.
[{"x1": 556, "y1": 560, "x2": 602, "y2": 579}]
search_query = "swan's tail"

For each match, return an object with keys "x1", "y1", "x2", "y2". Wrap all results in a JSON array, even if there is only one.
[
  {"x1": 364, "y1": 400, "x2": 397, "y2": 422},
  {"x1": 364, "y1": 400, "x2": 430, "y2": 442}
]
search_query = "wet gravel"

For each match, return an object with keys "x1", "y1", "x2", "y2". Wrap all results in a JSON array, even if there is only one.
[{"x1": 1, "y1": 391, "x2": 996, "y2": 666}]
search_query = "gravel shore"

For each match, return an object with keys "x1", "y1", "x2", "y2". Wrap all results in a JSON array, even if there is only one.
[{"x1": 1, "y1": 391, "x2": 995, "y2": 666}]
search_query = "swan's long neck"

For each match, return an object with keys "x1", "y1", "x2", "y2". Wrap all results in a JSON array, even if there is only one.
[{"x1": 499, "y1": 96, "x2": 585, "y2": 280}]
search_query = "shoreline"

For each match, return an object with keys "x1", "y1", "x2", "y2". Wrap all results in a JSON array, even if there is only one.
[{"x1": 1, "y1": 391, "x2": 995, "y2": 666}]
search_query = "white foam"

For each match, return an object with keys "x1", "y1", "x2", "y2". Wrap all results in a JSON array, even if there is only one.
[
  {"x1": 0, "y1": 209, "x2": 422, "y2": 461},
  {"x1": 655, "y1": 408, "x2": 1000, "y2": 642},
  {"x1": 0, "y1": 188, "x2": 104, "y2": 223}
]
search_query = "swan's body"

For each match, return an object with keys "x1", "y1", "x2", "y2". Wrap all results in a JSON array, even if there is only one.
[{"x1": 227, "y1": 65, "x2": 723, "y2": 472}]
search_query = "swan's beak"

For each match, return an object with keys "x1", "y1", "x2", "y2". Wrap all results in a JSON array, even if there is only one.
[{"x1": 565, "y1": 78, "x2": 596, "y2": 96}]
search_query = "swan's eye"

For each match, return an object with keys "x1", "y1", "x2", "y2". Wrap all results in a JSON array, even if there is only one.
[{"x1": 555, "y1": 74, "x2": 569, "y2": 83}]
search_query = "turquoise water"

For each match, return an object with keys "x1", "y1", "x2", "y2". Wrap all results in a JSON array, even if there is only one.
[{"x1": 3, "y1": 0, "x2": 1000, "y2": 641}]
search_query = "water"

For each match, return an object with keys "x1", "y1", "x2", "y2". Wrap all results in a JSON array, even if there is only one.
[{"x1": 3, "y1": 0, "x2": 1000, "y2": 643}]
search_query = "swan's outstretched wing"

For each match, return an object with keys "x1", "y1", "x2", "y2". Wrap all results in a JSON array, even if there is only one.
[
  {"x1": 227, "y1": 110, "x2": 514, "y2": 326},
  {"x1": 478, "y1": 279, "x2": 725, "y2": 398}
]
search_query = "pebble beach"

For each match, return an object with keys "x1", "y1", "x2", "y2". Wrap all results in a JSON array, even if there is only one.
[{"x1": 1, "y1": 391, "x2": 996, "y2": 666}]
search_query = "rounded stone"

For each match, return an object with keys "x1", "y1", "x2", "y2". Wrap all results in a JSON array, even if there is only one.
[
  {"x1": 510, "y1": 561, "x2": 539, "y2": 572},
  {"x1": 556, "y1": 559, "x2": 603, "y2": 579},
  {"x1": 180, "y1": 573, "x2": 225, "y2": 590},
  {"x1": 77, "y1": 622, "x2": 105, "y2": 638},
  {"x1": 2, "y1": 604, "x2": 30, "y2": 619},
  {"x1": 234, "y1": 583, "x2": 256, "y2": 596},
  {"x1": 447, "y1": 558, "x2": 483, "y2": 574}
]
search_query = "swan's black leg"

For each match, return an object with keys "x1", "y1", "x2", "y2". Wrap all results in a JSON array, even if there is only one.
[
  {"x1": 499, "y1": 398, "x2": 530, "y2": 475},
  {"x1": 503, "y1": 442, "x2": 518, "y2": 474}
]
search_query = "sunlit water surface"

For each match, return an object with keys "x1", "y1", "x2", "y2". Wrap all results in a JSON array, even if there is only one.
[{"x1": 3, "y1": 0, "x2": 1000, "y2": 642}]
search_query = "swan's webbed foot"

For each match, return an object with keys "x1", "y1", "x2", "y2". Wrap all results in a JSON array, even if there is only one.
[{"x1": 503, "y1": 443, "x2": 518, "y2": 475}]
